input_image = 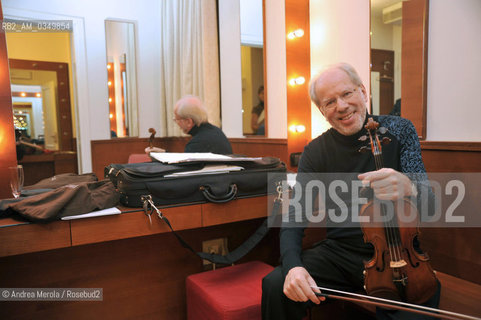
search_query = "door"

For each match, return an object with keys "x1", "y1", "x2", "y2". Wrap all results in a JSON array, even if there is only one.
[{"x1": 371, "y1": 49, "x2": 395, "y2": 115}]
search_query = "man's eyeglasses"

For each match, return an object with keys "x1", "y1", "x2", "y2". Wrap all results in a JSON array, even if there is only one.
[{"x1": 320, "y1": 87, "x2": 360, "y2": 110}]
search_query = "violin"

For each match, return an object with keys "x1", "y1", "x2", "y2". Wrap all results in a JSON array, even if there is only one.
[
  {"x1": 148, "y1": 128, "x2": 156, "y2": 148},
  {"x1": 358, "y1": 117, "x2": 438, "y2": 304}
]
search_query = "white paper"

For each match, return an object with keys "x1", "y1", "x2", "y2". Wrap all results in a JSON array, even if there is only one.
[
  {"x1": 150, "y1": 152, "x2": 262, "y2": 164},
  {"x1": 61, "y1": 207, "x2": 121, "y2": 220},
  {"x1": 163, "y1": 164, "x2": 244, "y2": 177}
]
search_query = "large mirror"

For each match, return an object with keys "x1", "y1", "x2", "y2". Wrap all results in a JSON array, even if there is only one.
[
  {"x1": 370, "y1": 0, "x2": 402, "y2": 116},
  {"x1": 240, "y1": 0, "x2": 265, "y2": 136},
  {"x1": 105, "y1": 20, "x2": 139, "y2": 138},
  {"x1": 8, "y1": 59, "x2": 74, "y2": 153},
  {"x1": 370, "y1": 0, "x2": 429, "y2": 139},
  {"x1": 11, "y1": 78, "x2": 58, "y2": 151},
  {"x1": 6, "y1": 29, "x2": 75, "y2": 154}
]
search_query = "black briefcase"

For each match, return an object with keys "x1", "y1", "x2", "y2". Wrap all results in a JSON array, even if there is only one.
[
  {"x1": 109, "y1": 157, "x2": 286, "y2": 207},
  {"x1": 105, "y1": 162, "x2": 204, "y2": 188}
]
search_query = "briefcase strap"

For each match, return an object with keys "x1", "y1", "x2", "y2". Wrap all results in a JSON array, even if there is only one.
[{"x1": 141, "y1": 190, "x2": 282, "y2": 266}]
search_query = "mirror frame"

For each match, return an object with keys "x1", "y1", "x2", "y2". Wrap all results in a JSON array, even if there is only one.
[
  {"x1": 401, "y1": 0, "x2": 429, "y2": 139},
  {"x1": 369, "y1": 0, "x2": 429, "y2": 139},
  {"x1": 104, "y1": 19, "x2": 139, "y2": 139},
  {"x1": 239, "y1": 0, "x2": 267, "y2": 137},
  {"x1": 262, "y1": 0, "x2": 267, "y2": 136},
  {"x1": 9, "y1": 58, "x2": 74, "y2": 151}
]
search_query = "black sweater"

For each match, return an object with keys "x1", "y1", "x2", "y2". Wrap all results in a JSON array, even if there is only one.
[
  {"x1": 280, "y1": 115, "x2": 432, "y2": 275},
  {"x1": 185, "y1": 123, "x2": 233, "y2": 155}
]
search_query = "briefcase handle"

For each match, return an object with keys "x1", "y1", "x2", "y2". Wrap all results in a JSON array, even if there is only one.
[{"x1": 200, "y1": 184, "x2": 238, "y2": 203}]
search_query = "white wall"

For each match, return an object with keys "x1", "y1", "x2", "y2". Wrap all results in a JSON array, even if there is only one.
[
  {"x1": 370, "y1": 9, "x2": 401, "y2": 102},
  {"x1": 426, "y1": 0, "x2": 481, "y2": 141},
  {"x1": 370, "y1": 10, "x2": 393, "y2": 51},
  {"x1": 4, "y1": 0, "x2": 162, "y2": 173},
  {"x1": 218, "y1": 0, "x2": 243, "y2": 138},
  {"x1": 240, "y1": 0, "x2": 263, "y2": 46},
  {"x1": 265, "y1": 0, "x2": 287, "y2": 139},
  {"x1": 309, "y1": 0, "x2": 371, "y2": 139}
]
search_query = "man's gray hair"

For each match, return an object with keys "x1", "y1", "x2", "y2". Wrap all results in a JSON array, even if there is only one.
[
  {"x1": 175, "y1": 95, "x2": 208, "y2": 126},
  {"x1": 309, "y1": 62, "x2": 363, "y2": 108}
]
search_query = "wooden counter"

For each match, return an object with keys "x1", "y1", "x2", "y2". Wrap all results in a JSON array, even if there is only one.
[
  {"x1": 0, "y1": 196, "x2": 280, "y2": 320},
  {"x1": 0, "y1": 220, "x2": 71, "y2": 256},
  {"x1": 0, "y1": 196, "x2": 271, "y2": 258}
]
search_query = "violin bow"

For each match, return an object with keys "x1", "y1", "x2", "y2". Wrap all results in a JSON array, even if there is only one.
[
  {"x1": 311, "y1": 286, "x2": 480, "y2": 320},
  {"x1": 19, "y1": 138, "x2": 53, "y2": 154}
]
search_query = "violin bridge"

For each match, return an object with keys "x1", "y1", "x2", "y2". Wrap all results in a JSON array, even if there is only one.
[{"x1": 390, "y1": 260, "x2": 407, "y2": 268}]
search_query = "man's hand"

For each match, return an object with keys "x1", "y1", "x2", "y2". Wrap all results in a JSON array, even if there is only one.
[
  {"x1": 283, "y1": 267, "x2": 325, "y2": 304},
  {"x1": 145, "y1": 147, "x2": 166, "y2": 154},
  {"x1": 358, "y1": 168, "x2": 414, "y2": 201}
]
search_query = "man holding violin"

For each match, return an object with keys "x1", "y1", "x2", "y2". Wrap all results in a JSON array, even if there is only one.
[{"x1": 261, "y1": 63, "x2": 440, "y2": 319}]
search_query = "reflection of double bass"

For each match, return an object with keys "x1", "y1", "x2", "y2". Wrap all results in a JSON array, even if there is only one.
[{"x1": 358, "y1": 117, "x2": 438, "y2": 304}]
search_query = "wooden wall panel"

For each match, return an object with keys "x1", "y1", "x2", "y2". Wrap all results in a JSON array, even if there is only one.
[
  {"x1": 0, "y1": 221, "x2": 71, "y2": 257},
  {"x1": 421, "y1": 141, "x2": 481, "y2": 172},
  {"x1": 419, "y1": 141, "x2": 481, "y2": 285},
  {"x1": 202, "y1": 196, "x2": 268, "y2": 227},
  {"x1": 91, "y1": 137, "x2": 288, "y2": 180},
  {"x1": 0, "y1": 219, "x2": 280, "y2": 320},
  {"x1": 20, "y1": 152, "x2": 78, "y2": 186},
  {"x1": 229, "y1": 138, "x2": 288, "y2": 162},
  {"x1": 90, "y1": 137, "x2": 189, "y2": 179},
  {"x1": 70, "y1": 205, "x2": 202, "y2": 246},
  {"x1": 401, "y1": 0, "x2": 429, "y2": 139},
  {"x1": 285, "y1": 0, "x2": 311, "y2": 171}
]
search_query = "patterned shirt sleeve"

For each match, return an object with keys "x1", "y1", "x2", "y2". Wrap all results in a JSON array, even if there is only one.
[{"x1": 380, "y1": 116, "x2": 435, "y2": 218}]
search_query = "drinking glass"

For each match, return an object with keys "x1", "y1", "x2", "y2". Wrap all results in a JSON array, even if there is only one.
[{"x1": 8, "y1": 165, "x2": 24, "y2": 198}]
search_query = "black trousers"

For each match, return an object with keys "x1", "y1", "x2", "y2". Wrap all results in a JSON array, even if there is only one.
[{"x1": 261, "y1": 239, "x2": 441, "y2": 320}]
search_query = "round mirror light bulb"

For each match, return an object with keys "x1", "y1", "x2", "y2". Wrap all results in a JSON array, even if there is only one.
[
  {"x1": 287, "y1": 28, "x2": 305, "y2": 39},
  {"x1": 289, "y1": 124, "x2": 306, "y2": 133},
  {"x1": 294, "y1": 29, "x2": 304, "y2": 37},
  {"x1": 289, "y1": 76, "x2": 305, "y2": 86},
  {"x1": 295, "y1": 77, "x2": 305, "y2": 85}
]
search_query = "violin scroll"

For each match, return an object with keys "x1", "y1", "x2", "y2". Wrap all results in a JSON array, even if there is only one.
[
  {"x1": 358, "y1": 118, "x2": 390, "y2": 154},
  {"x1": 148, "y1": 128, "x2": 156, "y2": 148}
]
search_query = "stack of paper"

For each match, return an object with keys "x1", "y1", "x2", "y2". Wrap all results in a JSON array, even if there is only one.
[
  {"x1": 150, "y1": 152, "x2": 262, "y2": 164},
  {"x1": 61, "y1": 207, "x2": 121, "y2": 220}
]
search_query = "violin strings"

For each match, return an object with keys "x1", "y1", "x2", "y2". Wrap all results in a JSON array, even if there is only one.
[
  {"x1": 373, "y1": 135, "x2": 403, "y2": 271},
  {"x1": 372, "y1": 139, "x2": 401, "y2": 265},
  {"x1": 374, "y1": 135, "x2": 402, "y2": 279}
]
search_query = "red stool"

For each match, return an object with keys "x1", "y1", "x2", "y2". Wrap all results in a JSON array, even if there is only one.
[{"x1": 186, "y1": 261, "x2": 274, "y2": 320}]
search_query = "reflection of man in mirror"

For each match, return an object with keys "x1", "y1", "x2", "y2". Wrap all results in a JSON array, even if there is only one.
[
  {"x1": 15, "y1": 129, "x2": 26, "y2": 161},
  {"x1": 146, "y1": 95, "x2": 232, "y2": 154},
  {"x1": 15, "y1": 129, "x2": 43, "y2": 160},
  {"x1": 251, "y1": 85, "x2": 265, "y2": 135}
]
